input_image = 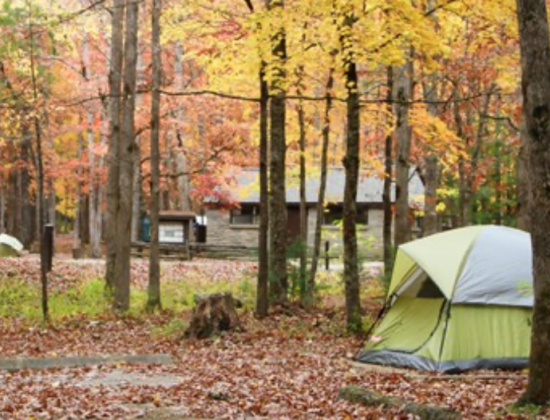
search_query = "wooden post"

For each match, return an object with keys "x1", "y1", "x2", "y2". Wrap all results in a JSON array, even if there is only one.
[
  {"x1": 325, "y1": 240, "x2": 330, "y2": 271},
  {"x1": 43, "y1": 224, "x2": 54, "y2": 273}
]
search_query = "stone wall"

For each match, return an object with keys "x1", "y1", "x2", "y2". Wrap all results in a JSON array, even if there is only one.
[
  {"x1": 205, "y1": 209, "x2": 259, "y2": 248},
  {"x1": 206, "y1": 206, "x2": 385, "y2": 259}
]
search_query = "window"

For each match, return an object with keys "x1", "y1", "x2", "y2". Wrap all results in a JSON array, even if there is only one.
[
  {"x1": 230, "y1": 204, "x2": 260, "y2": 225},
  {"x1": 323, "y1": 205, "x2": 369, "y2": 226}
]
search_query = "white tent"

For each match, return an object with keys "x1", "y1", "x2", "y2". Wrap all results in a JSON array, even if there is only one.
[{"x1": 0, "y1": 234, "x2": 24, "y2": 257}]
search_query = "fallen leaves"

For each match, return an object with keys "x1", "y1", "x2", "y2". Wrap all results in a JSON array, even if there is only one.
[{"x1": 0, "y1": 257, "x2": 546, "y2": 419}]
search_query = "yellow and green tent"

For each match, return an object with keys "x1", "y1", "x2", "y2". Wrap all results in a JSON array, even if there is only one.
[{"x1": 358, "y1": 226, "x2": 533, "y2": 372}]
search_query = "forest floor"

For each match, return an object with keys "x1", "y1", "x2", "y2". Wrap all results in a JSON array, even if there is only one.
[{"x1": 0, "y1": 256, "x2": 545, "y2": 419}]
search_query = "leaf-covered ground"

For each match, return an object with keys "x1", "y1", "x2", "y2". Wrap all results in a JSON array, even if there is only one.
[{"x1": 0, "y1": 257, "x2": 545, "y2": 419}]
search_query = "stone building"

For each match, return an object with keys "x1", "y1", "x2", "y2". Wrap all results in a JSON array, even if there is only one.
[{"x1": 204, "y1": 167, "x2": 424, "y2": 257}]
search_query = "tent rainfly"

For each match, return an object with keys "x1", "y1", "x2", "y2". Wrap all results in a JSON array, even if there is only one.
[
  {"x1": 358, "y1": 226, "x2": 534, "y2": 373},
  {"x1": 0, "y1": 234, "x2": 24, "y2": 258}
]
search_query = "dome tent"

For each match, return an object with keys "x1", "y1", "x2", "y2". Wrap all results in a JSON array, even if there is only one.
[
  {"x1": 0, "y1": 234, "x2": 24, "y2": 258},
  {"x1": 358, "y1": 226, "x2": 533, "y2": 373}
]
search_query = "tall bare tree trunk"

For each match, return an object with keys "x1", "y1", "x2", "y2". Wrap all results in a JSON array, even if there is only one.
[
  {"x1": 173, "y1": 43, "x2": 192, "y2": 211},
  {"x1": 517, "y1": 123, "x2": 530, "y2": 231},
  {"x1": 113, "y1": 0, "x2": 139, "y2": 311},
  {"x1": 256, "y1": 64, "x2": 269, "y2": 318},
  {"x1": 242, "y1": 0, "x2": 269, "y2": 317},
  {"x1": 341, "y1": 11, "x2": 361, "y2": 332},
  {"x1": 132, "y1": 55, "x2": 145, "y2": 243},
  {"x1": 105, "y1": 0, "x2": 125, "y2": 289},
  {"x1": 383, "y1": 67, "x2": 394, "y2": 276},
  {"x1": 83, "y1": 35, "x2": 101, "y2": 258},
  {"x1": 18, "y1": 127, "x2": 34, "y2": 248},
  {"x1": 308, "y1": 69, "x2": 333, "y2": 303},
  {"x1": 297, "y1": 97, "x2": 307, "y2": 298},
  {"x1": 393, "y1": 54, "x2": 413, "y2": 246},
  {"x1": 454, "y1": 93, "x2": 468, "y2": 228},
  {"x1": 422, "y1": 0, "x2": 441, "y2": 237},
  {"x1": 73, "y1": 130, "x2": 84, "y2": 255},
  {"x1": 28, "y1": 7, "x2": 48, "y2": 321},
  {"x1": 148, "y1": 0, "x2": 162, "y2": 311},
  {"x1": 464, "y1": 90, "x2": 493, "y2": 225},
  {"x1": 131, "y1": 136, "x2": 142, "y2": 242},
  {"x1": 267, "y1": 0, "x2": 288, "y2": 305},
  {"x1": 422, "y1": 85, "x2": 440, "y2": 236},
  {"x1": 516, "y1": 0, "x2": 550, "y2": 405}
]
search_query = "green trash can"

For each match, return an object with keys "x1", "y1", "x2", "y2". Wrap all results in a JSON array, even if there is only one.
[{"x1": 140, "y1": 215, "x2": 151, "y2": 242}]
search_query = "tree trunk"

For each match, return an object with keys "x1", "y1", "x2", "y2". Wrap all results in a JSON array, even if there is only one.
[
  {"x1": 105, "y1": 0, "x2": 125, "y2": 289},
  {"x1": 468, "y1": 91, "x2": 493, "y2": 225},
  {"x1": 341, "y1": 12, "x2": 362, "y2": 332},
  {"x1": 383, "y1": 66, "x2": 394, "y2": 276},
  {"x1": 113, "y1": 0, "x2": 139, "y2": 311},
  {"x1": 256, "y1": 64, "x2": 269, "y2": 318},
  {"x1": 422, "y1": 0, "x2": 441, "y2": 237},
  {"x1": 298, "y1": 97, "x2": 308, "y2": 299},
  {"x1": 454, "y1": 95, "x2": 468, "y2": 228},
  {"x1": 174, "y1": 42, "x2": 192, "y2": 211},
  {"x1": 73, "y1": 130, "x2": 84, "y2": 257},
  {"x1": 517, "y1": 123, "x2": 530, "y2": 231},
  {"x1": 131, "y1": 135, "x2": 142, "y2": 242},
  {"x1": 516, "y1": 0, "x2": 550, "y2": 405},
  {"x1": 18, "y1": 127, "x2": 34, "y2": 248},
  {"x1": 243, "y1": 0, "x2": 269, "y2": 318},
  {"x1": 83, "y1": 35, "x2": 101, "y2": 258},
  {"x1": 132, "y1": 54, "x2": 145, "y2": 243},
  {"x1": 267, "y1": 0, "x2": 288, "y2": 305},
  {"x1": 308, "y1": 69, "x2": 333, "y2": 304},
  {"x1": 28, "y1": 10, "x2": 48, "y2": 321},
  {"x1": 148, "y1": 0, "x2": 162, "y2": 311},
  {"x1": 422, "y1": 81, "x2": 440, "y2": 237},
  {"x1": 393, "y1": 53, "x2": 414, "y2": 246}
]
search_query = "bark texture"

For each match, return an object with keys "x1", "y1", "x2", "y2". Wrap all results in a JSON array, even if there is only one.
[
  {"x1": 393, "y1": 55, "x2": 414, "y2": 246},
  {"x1": 422, "y1": 0, "x2": 441, "y2": 237},
  {"x1": 256, "y1": 65, "x2": 269, "y2": 318},
  {"x1": 113, "y1": 0, "x2": 139, "y2": 311},
  {"x1": 105, "y1": 0, "x2": 125, "y2": 289},
  {"x1": 267, "y1": 0, "x2": 288, "y2": 305},
  {"x1": 29, "y1": 12, "x2": 48, "y2": 321},
  {"x1": 83, "y1": 35, "x2": 102, "y2": 258},
  {"x1": 383, "y1": 67, "x2": 393, "y2": 276},
  {"x1": 298, "y1": 96, "x2": 308, "y2": 298},
  {"x1": 516, "y1": 0, "x2": 550, "y2": 405},
  {"x1": 517, "y1": 123, "x2": 531, "y2": 231},
  {"x1": 173, "y1": 43, "x2": 192, "y2": 212},
  {"x1": 308, "y1": 69, "x2": 333, "y2": 303},
  {"x1": 147, "y1": 0, "x2": 162, "y2": 311},
  {"x1": 422, "y1": 80, "x2": 440, "y2": 237},
  {"x1": 341, "y1": 12, "x2": 361, "y2": 331}
]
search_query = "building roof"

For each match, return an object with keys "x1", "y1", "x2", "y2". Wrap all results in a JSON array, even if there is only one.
[
  {"x1": 225, "y1": 167, "x2": 424, "y2": 206},
  {"x1": 159, "y1": 211, "x2": 196, "y2": 221}
]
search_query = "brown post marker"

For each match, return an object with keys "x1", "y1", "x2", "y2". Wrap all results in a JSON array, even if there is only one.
[
  {"x1": 44, "y1": 224, "x2": 54, "y2": 273},
  {"x1": 325, "y1": 241, "x2": 330, "y2": 271}
]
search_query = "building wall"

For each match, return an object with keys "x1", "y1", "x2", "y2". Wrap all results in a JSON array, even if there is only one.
[
  {"x1": 206, "y1": 209, "x2": 260, "y2": 248},
  {"x1": 206, "y1": 206, "x2": 385, "y2": 258}
]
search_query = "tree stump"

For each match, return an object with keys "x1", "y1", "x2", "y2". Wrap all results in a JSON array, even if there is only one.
[{"x1": 184, "y1": 293, "x2": 240, "y2": 339}]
